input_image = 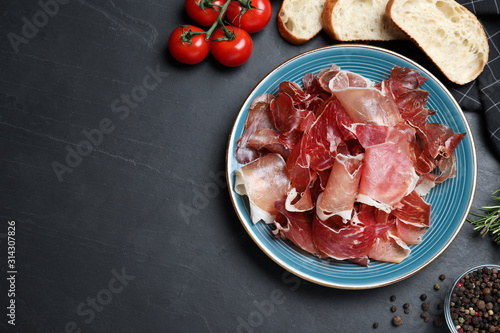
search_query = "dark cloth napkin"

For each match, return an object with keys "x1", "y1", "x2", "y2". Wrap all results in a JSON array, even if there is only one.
[{"x1": 454, "y1": 0, "x2": 500, "y2": 157}]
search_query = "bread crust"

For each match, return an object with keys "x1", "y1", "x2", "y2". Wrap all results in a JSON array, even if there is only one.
[
  {"x1": 277, "y1": 0, "x2": 324, "y2": 45},
  {"x1": 387, "y1": 0, "x2": 489, "y2": 85},
  {"x1": 321, "y1": 0, "x2": 341, "y2": 40}
]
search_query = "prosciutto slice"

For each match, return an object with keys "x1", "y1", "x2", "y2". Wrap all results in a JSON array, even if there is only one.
[
  {"x1": 317, "y1": 154, "x2": 363, "y2": 221},
  {"x1": 358, "y1": 142, "x2": 419, "y2": 211},
  {"x1": 393, "y1": 191, "x2": 431, "y2": 244},
  {"x1": 273, "y1": 200, "x2": 318, "y2": 255},
  {"x1": 313, "y1": 205, "x2": 392, "y2": 260},
  {"x1": 367, "y1": 230, "x2": 410, "y2": 263},
  {"x1": 234, "y1": 154, "x2": 290, "y2": 224},
  {"x1": 312, "y1": 214, "x2": 376, "y2": 260},
  {"x1": 325, "y1": 70, "x2": 402, "y2": 127},
  {"x1": 236, "y1": 94, "x2": 276, "y2": 164}
]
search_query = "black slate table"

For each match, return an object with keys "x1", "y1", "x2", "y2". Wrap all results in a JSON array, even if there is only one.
[{"x1": 1, "y1": 1, "x2": 500, "y2": 332}]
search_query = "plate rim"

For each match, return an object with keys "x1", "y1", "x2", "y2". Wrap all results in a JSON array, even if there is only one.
[{"x1": 225, "y1": 44, "x2": 478, "y2": 289}]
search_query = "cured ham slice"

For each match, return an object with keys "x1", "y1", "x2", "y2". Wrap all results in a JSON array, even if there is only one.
[
  {"x1": 368, "y1": 230, "x2": 410, "y2": 263},
  {"x1": 324, "y1": 69, "x2": 403, "y2": 127},
  {"x1": 396, "y1": 219, "x2": 427, "y2": 245},
  {"x1": 312, "y1": 214, "x2": 376, "y2": 260},
  {"x1": 392, "y1": 191, "x2": 431, "y2": 227},
  {"x1": 285, "y1": 187, "x2": 314, "y2": 212},
  {"x1": 424, "y1": 123, "x2": 466, "y2": 159},
  {"x1": 313, "y1": 206, "x2": 392, "y2": 260},
  {"x1": 246, "y1": 128, "x2": 290, "y2": 160},
  {"x1": 273, "y1": 200, "x2": 318, "y2": 255},
  {"x1": 358, "y1": 142, "x2": 418, "y2": 211},
  {"x1": 234, "y1": 154, "x2": 290, "y2": 224},
  {"x1": 317, "y1": 154, "x2": 363, "y2": 221},
  {"x1": 236, "y1": 94, "x2": 276, "y2": 164},
  {"x1": 300, "y1": 99, "x2": 344, "y2": 172},
  {"x1": 393, "y1": 191, "x2": 431, "y2": 244}
]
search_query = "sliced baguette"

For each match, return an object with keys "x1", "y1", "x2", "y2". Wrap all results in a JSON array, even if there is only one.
[
  {"x1": 278, "y1": 0, "x2": 326, "y2": 45},
  {"x1": 387, "y1": 0, "x2": 489, "y2": 85},
  {"x1": 322, "y1": 0, "x2": 407, "y2": 41}
]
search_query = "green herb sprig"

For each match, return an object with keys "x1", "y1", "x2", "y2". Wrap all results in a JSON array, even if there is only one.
[{"x1": 468, "y1": 189, "x2": 500, "y2": 244}]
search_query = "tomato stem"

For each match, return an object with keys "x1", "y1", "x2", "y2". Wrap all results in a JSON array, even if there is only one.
[{"x1": 203, "y1": 0, "x2": 234, "y2": 41}]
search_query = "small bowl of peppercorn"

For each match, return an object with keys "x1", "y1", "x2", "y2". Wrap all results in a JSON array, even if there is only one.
[{"x1": 445, "y1": 265, "x2": 500, "y2": 333}]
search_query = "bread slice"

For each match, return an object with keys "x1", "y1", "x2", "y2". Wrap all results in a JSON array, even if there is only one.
[
  {"x1": 278, "y1": 0, "x2": 326, "y2": 45},
  {"x1": 322, "y1": 0, "x2": 407, "y2": 41},
  {"x1": 387, "y1": 0, "x2": 489, "y2": 85}
]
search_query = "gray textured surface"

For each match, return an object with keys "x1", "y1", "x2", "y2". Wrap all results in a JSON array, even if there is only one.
[{"x1": 1, "y1": 1, "x2": 500, "y2": 332}]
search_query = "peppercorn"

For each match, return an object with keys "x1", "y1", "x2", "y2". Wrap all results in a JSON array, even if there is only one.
[
  {"x1": 434, "y1": 283, "x2": 441, "y2": 290},
  {"x1": 392, "y1": 315, "x2": 403, "y2": 326},
  {"x1": 404, "y1": 308, "x2": 410, "y2": 314},
  {"x1": 390, "y1": 295, "x2": 396, "y2": 302},
  {"x1": 449, "y1": 267, "x2": 500, "y2": 332},
  {"x1": 372, "y1": 322, "x2": 379, "y2": 329},
  {"x1": 420, "y1": 293, "x2": 427, "y2": 301},
  {"x1": 440, "y1": 274, "x2": 446, "y2": 281},
  {"x1": 390, "y1": 305, "x2": 397, "y2": 313},
  {"x1": 422, "y1": 302, "x2": 430, "y2": 311}
]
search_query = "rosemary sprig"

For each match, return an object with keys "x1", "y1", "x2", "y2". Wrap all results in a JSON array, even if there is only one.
[{"x1": 468, "y1": 189, "x2": 500, "y2": 244}]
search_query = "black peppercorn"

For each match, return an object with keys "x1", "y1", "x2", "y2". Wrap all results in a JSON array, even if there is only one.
[
  {"x1": 422, "y1": 302, "x2": 430, "y2": 311},
  {"x1": 439, "y1": 274, "x2": 446, "y2": 281},
  {"x1": 420, "y1": 293, "x2": 427, "y2": 301},
  {"x1": 392, "y1": 315, "x2": 403, "y2": 326},
  {"x1": 372, "y1": 322, "x2": 379, "y2": 329},
  {"x1": 390, "y1": 295, "x2": 396, "y2": 302},
  {"x1": 391, "y1": 305, "x2": 397, "y2": 313}
]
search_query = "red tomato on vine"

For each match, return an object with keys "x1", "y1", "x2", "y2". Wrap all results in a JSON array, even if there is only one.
[
  {"x1": 226, "y1": 0, "x2": 272, "y2": 33},
  {"x1": 210, "y1": 25, "x2": 253, "y2": 67},
  {"x1": 185, "y1": 0, "x2": 227, "y2": 27},
  {"x1": 168, "y1": 25, "x2": 210, "y2": 65}
]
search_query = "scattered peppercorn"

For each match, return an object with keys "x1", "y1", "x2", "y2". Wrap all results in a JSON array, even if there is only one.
[
  {"x1": 421, "y1": 302, "x2": 430, "y2": 311},
  {"x1": 439, "y1": 274, "x2": 446, "y2": 281},
  {"x1": 420, "y1": 293, "x2": 427, "y2": 301},
  {"x1": 372, "y1": 322, "x2": 379, "y2": 329},
  {"x1": 390, "y1": 305, "x2": 397, "y2": 313},
  {"x1": 392, "y1": 315, "x2": 403, "y2": 326},
  {"x1": 403, "y1": 303, "x2": 409, "y2": 309},
  {"x1": 404, "y1": 308, "x2": 410, "y2": 314},
  {"x1": 434, "y1": 283, "x2": 441, "y2": 290},
  {"x1": 390, "y1": 295, "x2": 396, "y2": 302}
]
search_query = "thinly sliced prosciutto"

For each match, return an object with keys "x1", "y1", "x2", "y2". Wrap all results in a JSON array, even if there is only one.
[
  {"x1": 358, "y1": 142, "x2": 419, "y2": 211},
  {"x1": 233, "y1": 64, "x2": 466, "y2": 266},
  {"x1": 234, "y1": 154, "x2": 290, "y2": 224},
  {"x1": 236, "y1": 94, "x2": 276, "y2": 164},
  {"x1": 367, "y1": 230, "x2": 411, "y2": 263},
  {"x1": 317, "y1": 154, "x2": 363, "y2": 221},
  {"x1": 273, "y1": 200, "x2": 319, "y2": 255}
]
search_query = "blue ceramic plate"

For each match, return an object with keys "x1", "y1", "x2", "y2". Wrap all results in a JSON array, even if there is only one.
[{"x1": 226, "y1": 45, "x2": 477, "y2": 289}]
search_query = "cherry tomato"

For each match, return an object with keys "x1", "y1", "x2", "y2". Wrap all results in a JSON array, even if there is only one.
[
  {"x1": 168, "y1": 25, "x2": 209, "y2": 65},
  {"x1": 185, "y1": 0, "x2": 227, "y2": 27},
  {"x1": 210, "y1": 25, "x2": 253, "y2": 67},
  {"x1": 226, "y1": 0, "x2": 272, "y2": 33}
]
